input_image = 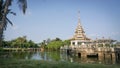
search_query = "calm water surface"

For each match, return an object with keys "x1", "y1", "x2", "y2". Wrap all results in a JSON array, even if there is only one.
[{"x1": 0, "y1": 51, "x2": 120, "y2": 65}]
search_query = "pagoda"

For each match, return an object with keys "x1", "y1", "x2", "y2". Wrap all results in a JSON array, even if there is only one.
[
  {"x1": 60, "y1": 11, "x2": 117, "y2": 51},
  {"x1": 70, "y1": 11, "x2": 91, "y2": 46}
]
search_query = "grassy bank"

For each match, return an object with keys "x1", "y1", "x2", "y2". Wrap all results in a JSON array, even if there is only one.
[{"x1": 0, "y1": 59, "x2": 120, "y2": 68}]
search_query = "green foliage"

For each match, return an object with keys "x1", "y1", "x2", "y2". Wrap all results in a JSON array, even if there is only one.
[
  {"x1": 40, "y1": 38, "x2": 70, "y2": 51},
  {"x1": 0, "y1": 59, "x2": 119, "y2": 68},
  {"x1": 47, "y1": 40, "x2": 63, "y2": 51},
  {"x1": 63, "y1": 40, "x2": 70, "y2": 46},
  {"x1": 47, "y1": 51, "x2": 60, "y2": 61},
  {"x1": 53, "y1": 37, "x2": 61, "y2": 41},
  {"x1": 39, "y1": 40, "x2": 47, "y2": 50},
  {"x1": 2, "y1": 36, "x2": 38, "y2": 48},
  {"x1": 0, "y1": 47, "x2": 3, "y2": 51},
  {"x1": 2, "y1": 40, "x2": 11, "y2": 47},
  {"x1": 0, "y1": 0, "x2": 27, "y2": 46}
]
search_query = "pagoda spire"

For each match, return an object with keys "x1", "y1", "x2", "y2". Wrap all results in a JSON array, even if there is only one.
[{"x1": 78, "y1": 11, "x2": 81, "y2": 26}]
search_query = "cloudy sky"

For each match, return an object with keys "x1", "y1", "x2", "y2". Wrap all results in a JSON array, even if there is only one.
[{"x1": 4, "y1": 0, "x2": 120, "y2": 43}]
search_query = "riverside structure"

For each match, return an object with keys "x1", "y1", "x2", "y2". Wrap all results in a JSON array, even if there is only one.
[{"x1": 60, "y1": 11, "x2": 120, "y2": 63}]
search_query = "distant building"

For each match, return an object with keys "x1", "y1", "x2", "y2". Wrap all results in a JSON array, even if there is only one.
[{"x1": 116, "y1": 42, "x2": 120, "y2": 48}]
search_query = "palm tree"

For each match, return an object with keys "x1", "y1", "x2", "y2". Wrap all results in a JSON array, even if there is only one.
[{"x1": 0, "y1": 0, "x2": 27, "y2": 46}]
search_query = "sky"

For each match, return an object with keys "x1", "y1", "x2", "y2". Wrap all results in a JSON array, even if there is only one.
[{"x1": 4, "y1": 0, "x2": 120, "y2": 43}]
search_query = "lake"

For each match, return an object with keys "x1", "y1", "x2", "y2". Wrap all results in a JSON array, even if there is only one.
[{"x1": 0, "y1": 51, "x2": 120, "y2": 65}]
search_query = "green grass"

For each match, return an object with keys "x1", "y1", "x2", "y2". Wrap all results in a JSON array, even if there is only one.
[{"x1": 0, "y1": 59, "x2": 120, "y2": 68}]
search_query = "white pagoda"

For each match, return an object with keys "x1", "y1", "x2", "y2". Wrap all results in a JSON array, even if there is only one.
[
  {"x1": 70, "y1": 11, "x2": 91, "y2": 47},
  {"x1": 70, "y1": 11, "x2": 116, "y2": 48}
]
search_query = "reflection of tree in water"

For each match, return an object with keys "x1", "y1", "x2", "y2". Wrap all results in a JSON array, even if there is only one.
[
  {"x1": 46, "y1": 51, "x2": 60, "y2": 61},
  {"x1": 27, "y1": 52, "x2": 34, "y2": 59},
  {"x1": 1, "y1": 51, "x2": 119, "y2": 64},
  {"x1": 9, "y1": 52, "x2": 33, "y2": 60},
  {"x1": 60, "y1": 52, "x2": 73, "y2": 62},
  {"x1": 40, "y1": 52, "x2": 45, "y2": 60},
  {"x1": 0, "y1": 52, "x2": 11, "y2": 58}
]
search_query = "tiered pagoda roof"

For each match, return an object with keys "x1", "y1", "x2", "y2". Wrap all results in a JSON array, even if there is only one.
[{"x1": 71, "y1": 11, "x2": 90, "y2": 40}]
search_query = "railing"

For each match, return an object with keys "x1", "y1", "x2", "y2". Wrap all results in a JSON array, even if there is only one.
[{"x1": 60, "y1": 45, "x2": 120, "y2": 53}]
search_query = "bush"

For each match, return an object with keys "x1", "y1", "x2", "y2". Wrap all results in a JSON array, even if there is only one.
[{"x1": 0, "y1": 47, "x2": 3, "y2": 51}]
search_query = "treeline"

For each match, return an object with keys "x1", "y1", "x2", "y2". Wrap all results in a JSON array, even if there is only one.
[
  {"x1": 2, "y1": 36, "x2": 38, "y2": 48},
  {"x1": 39, "y1": 38, "x2": 70, "y2": 51},
  {"x1": 2, "y1": 36, "x2": 70, "y2": 51}
]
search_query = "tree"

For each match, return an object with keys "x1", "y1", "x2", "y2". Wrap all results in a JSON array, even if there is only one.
[
  {"x1": 63, "y1": 40, "x2": 70, "y2": 46},
  {"x1": 47, "y1": 40, "x2": 64, "y2": 51},
  {"x1": 5, "y1": 36, "x2": 39, "y2": 48},
  {"x1": 52, "y1": 37, "x2": 61, "y2": 41},
  {"x1": 2, "y1": 40, "x2": 11, "y2": 47},
  {"x1": 40, "y1": 38, "x2": 51, "y2": 49},
  {"x1": 0, "y1": 0, "x2": 27, "y2": 46},
  {"x1": 28, "y1": 40, "x2": 37, "y2": 48},
  {"x1": 46, "y1": 38, "x2": 51, "y2": 44},
  {"x1": 10, "y1": 36, "x2": 27, "y2": 48}
]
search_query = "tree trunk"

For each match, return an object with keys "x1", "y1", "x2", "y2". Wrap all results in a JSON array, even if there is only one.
[{"x1": 0, "y1": 0, "x2": 10, "y2": 46}]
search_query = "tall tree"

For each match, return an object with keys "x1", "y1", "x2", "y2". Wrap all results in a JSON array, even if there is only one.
[{"x1": 0, "y1": 0, "x2": 27, "y2": 46}]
